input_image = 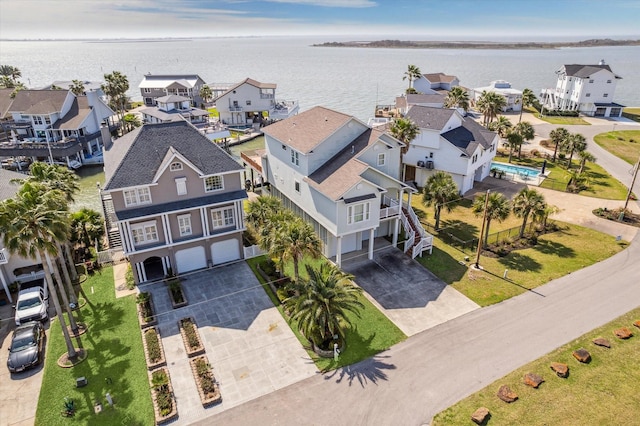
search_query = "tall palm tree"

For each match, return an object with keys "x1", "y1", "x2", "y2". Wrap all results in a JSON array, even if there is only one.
[
  {"x1": 102, "y1": 71, "x2": 130, "y2": 131},
  {"x1": 260, "y1": 209, "x2": 297, "y2": 273},
  {"x1": 488, "y1": 115, "x2": 512, "y2": 145},
  {"x1": 389, "y1": 117, "x2": 419, "y2": 154},
  {"x1": 512, "y1": 188, "x2": 547, "y2": 238},
  {"x1": 422, "y1": 171, "x2": 459, "y2": 230},
  {"x1": 533, "y1": 204, "x2": 559, "y2": 229},
  {"x1": 403, "y1": 65, "x2": 421, "y2": 90},
  {"x1": 513, "y1": 121, "x2": 535, "y2": 158},
  {"x1": 444, "y1": 86, "x2": 470, "y2": 112},
  {"x1": 272, "y1": 219, "x2": 322, "y2": 283},
  {"x1": 0, "y1": 65, "x2": 22, "y2": 82},
  {"x1": 549, "y1": 127, "x2": 569, "y2": 162},
  {"x1": 505, "y1": 131, "x2": 523, "y2": 163},
  {"x1": 285, "y1": 263, "x2": 363, "y2": 347},
  {"x1": 69, "y1": 79, "x2": 85, "y2": 96},
  {"x1": 562, "y1": 133, "x2": 587, "y2": 169},
  {"x1": 476, "y1": 91, "x2": 506, "y2": 127},
  {"x1": 577, "y1": 150, "x2": 597, "y2": 174},
  {"x1": 246, "y1": 195, "x2": 282, "y2": 230},
  {"x1": 199, "y1": 84, "x2": 213, "y2": 105},
  {"x1": 472, "y1": 192, "x2": 511, "y2": 248},
  {"x1": 122, "y1": 113, "x2": 142, "y2": 134},
  {"x1": 518, "y1": 88, "x2": 537, "y2": 123},
  {"x1": 0, "y1": 183, "x2": 77, "y2": 358},
  {"x1": 70, "y1": 208, "x2": 105, "y2": 250}
]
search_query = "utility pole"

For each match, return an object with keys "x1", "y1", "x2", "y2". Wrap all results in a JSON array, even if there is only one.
[
  {"x1": 619, "y1": 154, "x2": 640, "y2": 221},
  {"x1": 474, "y1": 189, "x2": 490, "y2": 269}
]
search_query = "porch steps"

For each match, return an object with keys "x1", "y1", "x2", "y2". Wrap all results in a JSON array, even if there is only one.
[
  {"x1": 402, "y1": 207, "x2": 422, "y2": 255},
  {"x1": 101, "y1": 193, "x2": 122, "y2": 249}
]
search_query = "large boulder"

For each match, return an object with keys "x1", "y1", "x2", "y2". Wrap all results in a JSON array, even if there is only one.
[
  {"x1": 592, "y1": 338, "x2": 611, "y2": 348},
  {"x1": 633, "y1": 320, "x2": 640, "y2": 329},
  {"x1": 497, "y1": 385, "x2": 518, "y2": 403},
  {"x1": 550, "y1": 362, "x2": 569, "y2": 378},
  {"x1": 572, "y1": 348, "x2": 591, "y2": 363},
  {"x1": 471, "y1": 407, "x2": 490, "y2": 425},
  {"x1": 523, "y1": 373, "x2": 544, "y2": 388},
  {"x1": 614, "y1": 327, "x2": 633, "y2": 339}
]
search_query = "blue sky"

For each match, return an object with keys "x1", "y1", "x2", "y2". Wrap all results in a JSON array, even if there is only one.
[{"x1": 1, "y1": 0, "x2": 639, "y2": 40}]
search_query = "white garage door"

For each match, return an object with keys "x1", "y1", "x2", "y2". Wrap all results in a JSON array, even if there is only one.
[
  {"x1": 211, "y1": 239, "x2": 241, "y2": 265},
  {"x1": 175, "y1": 246, "x2": 207, "y2": 273}
]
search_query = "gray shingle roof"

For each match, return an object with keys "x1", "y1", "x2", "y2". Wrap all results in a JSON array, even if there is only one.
[
  {"x1": 441, "y1": 118, "x2": 496, "y2": 156},
  {"x1": 561, "y1": 64, "x2": 621, "y2": 79},
  {"x1": 103, "y1": 121, "x2": 243, "y2": 191},
  {"x1": 8, "y1": 90, "x2": 69, "y2": 114},
  {"x1": 405, "y1": 105, "x2": 456, "y2": 131}
]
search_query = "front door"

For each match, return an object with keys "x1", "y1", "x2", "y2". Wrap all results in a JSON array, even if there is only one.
[{"x1": 405, "y1": 165, "x2": 416, "y2": 182}]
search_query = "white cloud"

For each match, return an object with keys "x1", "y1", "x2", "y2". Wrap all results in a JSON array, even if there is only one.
[{"x1": 265, "y1": 0, "x2": 376, "y2": 6}]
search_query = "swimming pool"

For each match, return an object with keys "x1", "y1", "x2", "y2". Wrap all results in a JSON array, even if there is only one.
[{"x1": 490, "y1": 162, "x2": 541, "y2": 178}]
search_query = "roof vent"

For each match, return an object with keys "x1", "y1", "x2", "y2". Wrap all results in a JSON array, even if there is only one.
[
  {"x1": 599, "y1": 59, "x2": 606, "y2": 65},
  {"x1": 351, "y1": 145, "x2": 355, "y2": 154}
]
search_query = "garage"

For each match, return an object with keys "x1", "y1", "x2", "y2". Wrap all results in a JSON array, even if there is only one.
[
  {"x1": 175, "y1": 246, "x2": 207, "y2": 273},
  {"x1": 211, "y1": 239, "x2": 241, "y2": 265}
]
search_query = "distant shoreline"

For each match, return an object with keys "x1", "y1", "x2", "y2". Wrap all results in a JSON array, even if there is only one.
[{"x1": 312, "y1": 38, "x2": 640, "y2": 50}]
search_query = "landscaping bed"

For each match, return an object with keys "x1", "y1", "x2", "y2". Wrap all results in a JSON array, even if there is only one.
[
  {"x1": 179, "y1": 317, "x2": 205, "y2": 358},
  {"x1": 137, "y1": 291, "x2": 157, "y2": 328},
  {"x1": 190, "y1": 355, "x2": 222, "y2": 407},
  {"x1": 593, "y1": 207, "x2": 640, "y2": 227},
  {"x1": 168, "y1": 278, "x2": 188, "y2": 309},
  {"x1": 142, "y1": 327, "x2": 167, "y2": 371},
  {"x1": 149, "y1": 368, "x2": 178, "y2": 425}
]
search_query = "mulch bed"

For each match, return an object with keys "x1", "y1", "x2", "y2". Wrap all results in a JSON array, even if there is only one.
[{"x1": 593, "y1": 208, "x2": 640, "y2": 228}]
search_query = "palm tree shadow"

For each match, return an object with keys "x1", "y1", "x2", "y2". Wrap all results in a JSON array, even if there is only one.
[
  {"x1": 498, "y1": 252, "x2": 542, "y2": 272},
  {"x1": 533, "y1": 240, "x2": 576, "y2": 258},
  {"x1": 323, "y1": 354, "x2": 396, "y2": 388}
]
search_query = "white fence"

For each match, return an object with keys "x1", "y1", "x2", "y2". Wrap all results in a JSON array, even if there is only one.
[
  {"x1": 97, "y1": 249, "x2": 127, "y2": 265},
  {"x1": 244, "y1": 245, "x2": 267, "y2": 259}
]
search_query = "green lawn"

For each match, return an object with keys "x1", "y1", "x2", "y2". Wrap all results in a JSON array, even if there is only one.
[
  {"x1": 594, "y1": 130, "x2": 640, "y2": 165},
  {"x1": 35, "y1": 267, "x2": 153, "y2": 426},
  {"x1": 207, "y1": 107, "x2": 219, "y2": 118},
  {"x1": 537, "y1": 115, "x2": 591, "y2": 125},
  {"x1": 245, "y1": 256, "x2": 406, "y2": 371},
  {"x1": 493, "y1": 155, "x2": 629, "y2": 200},
  {"x1": 409, "y1": 197, "x2": 627, "y2": 306},
  {"x1": 432, "y1": 307, "x2": 640, "y2": 425}
]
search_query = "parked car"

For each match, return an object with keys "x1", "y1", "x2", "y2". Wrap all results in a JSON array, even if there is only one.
[
  {"x1": 14, "y1": 279, "x2": 49, "y2": 326},
  {"x1": 7, "y1": 321, "x2": 45, "y2": 373}
]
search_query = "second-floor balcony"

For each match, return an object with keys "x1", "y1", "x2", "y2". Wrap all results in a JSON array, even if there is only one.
[
  {"x1": 268, "y1": 100, "x2": 299, "y2": 120},
  {"x1": 0, "y1": 136, "x2": 83, "y2": 157}
]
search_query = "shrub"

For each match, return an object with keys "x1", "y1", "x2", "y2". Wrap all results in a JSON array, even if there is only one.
[
  {"x1": 195, "y1": 358, "x2": 210, "y2": 376},
  {"x1": 530, "y1": 149, "x2": 540, "y2": 157},
  {"x1": 169, "y1": 280, "x2": 184, "y2": 303},
  {"x1": 137, "y1": 292, "x2": 154, "y2": 322},
  {"x1": 125, "y1": 264, "x2": 135, "y2": 290},
  {"x1": 145, "y1": 329, "x2": 162, "y2": 363},
  {"x1": 181, "y1": 318, "x2": 200, "y2": 349},
  {"x1": 194, "y1": 358, "x2": 216, "y2": 394}
]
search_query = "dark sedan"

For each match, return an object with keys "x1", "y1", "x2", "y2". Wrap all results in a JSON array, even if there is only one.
[{"x1": 7, "y1": 321, "x2": 45, "y2": 373}]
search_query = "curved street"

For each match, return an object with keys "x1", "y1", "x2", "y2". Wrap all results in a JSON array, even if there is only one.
[{"x1": 198, "y1": 116, "x2": 640, "y2": 426}]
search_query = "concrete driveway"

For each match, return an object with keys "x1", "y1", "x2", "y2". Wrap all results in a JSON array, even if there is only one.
[
  {"x1": 139, "y1": 262, "x2": 317, "y2": 425},
  {"x1": 341, "y1": 244, "x2": 479, "y2": 336}
]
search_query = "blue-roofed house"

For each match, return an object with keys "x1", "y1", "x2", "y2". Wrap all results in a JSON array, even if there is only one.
[{"x1": 101, "y1": 120, "x2": 247, "y2": 283}]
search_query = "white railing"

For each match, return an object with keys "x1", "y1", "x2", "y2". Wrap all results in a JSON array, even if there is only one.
[
  {"x1": 0, "y1": 248, "x2": 9, "y2": 264},
  {"x1": 97, "y1": 248, "x2": 127, "y2": 265},
  {"x1": 243, "y1": 244, "x2": 266, "y2": 259},
  {"x1": 380, "y1": 195, "x2": 400, "y2": 219},
  {"x1": 401, "y1": 201, "x2": 434, "y2": 258}
]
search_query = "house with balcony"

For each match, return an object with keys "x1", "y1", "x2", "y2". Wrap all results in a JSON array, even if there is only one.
[
  {"x1": 0, "y1": 169, "x2": 50, "y2": 302},
  {"x1": 403, "y1": 105, "x2": 498, "y2": 194},
  {"x1": 101, "y1": 120, "x2": 247, "y2": 283},
  {"x1": 471, "y1": 80, "x2": 523, "y2": 112},
  {"x1": 140, "y1": 94, "x2": 210, "y2": 127},
  {"x1": 540, "y1": 60, "x2": 624, "y2": 117},
  {"x1": 414, "y1": 72, "x2": 460, "y2": 93},
  {"x1": 260, "y1": 106, "x2": 432, "y2": 266},
  {"x1": 0, "y1": 89, "x2": 115, "y2": 167},
  {"x1": 213, "y1": 78, "x2": 299, "y2": 127},
  {"x1": 373, "y1": 93, "x2": 446, "y2": 123},
  {"x1": 139, "y1": 74, "x2": 207, "y2": 108}
]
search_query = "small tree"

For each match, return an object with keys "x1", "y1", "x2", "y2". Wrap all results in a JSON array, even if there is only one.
[
  {"x1": 512, "y1": 188, "x2": 547, "y2": 238},
  {"x1": 422, "y1": 171, "x2": 459, "y2": 230},
  {"x1": 403, "y1": 64, "x2": 421, "y2": 89},
  {"x1": 444, "y1": 86, "x2": 470, "y2": 112},
  {"x1": 549, "y1": 127, "x2": 569, "y2": 162},
  {"x1": 472, "y1": 192, "x2": 511, "y2": 248}
]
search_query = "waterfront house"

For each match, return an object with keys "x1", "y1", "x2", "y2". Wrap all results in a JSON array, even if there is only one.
[
  {"x1": 213, "y1": 78, "x2": 299, "y2": 127},
  {"x1": 414, "y1": 72, "x2": 460, "y2": 93},
  {"x1": 0, "y1": 89, "x2": 115, "y2": 168},
  {"x1": 0, "y1": 169, "x2": 48, "y2": 302},
  {"x1": 540, "y1": 60, "x2": 623, "y2": 117},
  {"x1": 102, "y1": 120, "x2": 247, "y2": 283},
  {"x1": 403, "y1": 105, "x2": 497, "y2": 195},
  {"x1": 260, "y1": 106, "x2": 432, "y2": 266},
  {"x1": 140, "y1": 94, "x2": 210, "y2": 127},
  {"x1": 139, "y1": 74, "x2": 207, "y2": 108},
  {"x1": 471, "y1": 80, "x2": 523, "y2": 112}
]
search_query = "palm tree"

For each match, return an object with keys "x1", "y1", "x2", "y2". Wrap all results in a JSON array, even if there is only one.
[
  {"x1": 389, "y1": 117, "x2": 419, "y2": 154},
  {"x1": 0, "y1": 183, "x2": 77, "y2": 358},
  {"x1": 512, "y1": 188, "x2": 547, "y2": 238},
  {"x1": 444, "y1": 86, "x2": 470, "y2": 112},
  {"x1": 403, "y1": 65, "x2": 421, "y2": 90},
  {"x1": 122, "y1": 113, "x2": 142, "y2": 134},
  {"x1": 513, "y1": 121, "x2": 535, "y2": 158},
  {"x1": 69, "y1": 79, "x2": 85, "y2": 96},
  {"x1": 518, "y1": 88, "x2": 537, "y2": 123},
  {"x1": 272, "y1": 219, "x2": 322, "y2": 283},
  {"x1": 260, "y1": 209, "x2": 297, "y2": 273},
  {"x1": 505, "y1": 131, "x2": 523, "y2": 163},
  {"x1": 422, "y1": 171, "x2": 459, "y2": 230},
  {"x1": 533, "y1": 204, "x2": 559, "y2": 229},
  {"x1": 0, "y1": 65, "x2": 22, "y2": 82},
  {"x1": 562, "y1": 133, "x2": 587, "y2": 169},
  {"x1": 472, "y1": 192, "x2": 511, "y2": 248},
  {"x1": 102, "y1": 71, "x2": 130, "y2": 132},
  {"x1": 285, "y1": 263, "x2": 363, "y2": 347},
  {"x1": 488, "y1": 115, "x2": 512, "y2": 144},
  {"x1": 577, "y1": 150, "x2": 597, "y2": 174},
  {"x1": 549, "y1": 127, "x2": 569, "y2": 162},
  {"x1": 246, "y1": 195, "x2": 282, "y2": 230},
  {"x1": 70, "y1": 208, "x2": 105, "y2": 250},
  {"x1": 199, "y1": 84, "x2": 213, "y2": 106},
  {"x1": 476, "y1": 91, "x2": 506, "y2": 127}
]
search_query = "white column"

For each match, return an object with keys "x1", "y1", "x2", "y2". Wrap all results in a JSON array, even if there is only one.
[
  {"x1": 336, "y1": 236, "x2": 342, "y2": 267},
  {"x1": 392, "y1": 217, "x2": 399, "y2": 246},
  {"x1": 0, "y1": 270, "x2": 12, "y2": 303},
  {"x1": 162, "y1": 214, "x2": 172, "y2": 244},
  {"x1": 201, "y1": 207, "x2": 209, "y2": 235},
  {"x1": 397, "y1": 188, "x2": 404, "y2": 215},
  {"x1": 407, "y1": 190, "x2": 412, "y2": 209},
  {"x1": 368, "y1": 228, "x2": 375, "y2": 260}
]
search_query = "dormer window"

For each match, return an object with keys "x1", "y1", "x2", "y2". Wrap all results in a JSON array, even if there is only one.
[{"x1": 170, "y1": 162, "x2": 183, "y2": 171}]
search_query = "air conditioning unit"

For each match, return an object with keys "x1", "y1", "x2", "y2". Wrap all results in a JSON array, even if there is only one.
[
  {"x1": 426, "y1": 160, "x2": 434, "y2": 169},
  {"x1": 417, "y1": 160, "x2": 425, "y2": 168}
]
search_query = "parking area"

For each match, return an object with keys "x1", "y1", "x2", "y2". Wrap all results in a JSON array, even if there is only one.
[
  {"x1": 341, "y1": 244, "x2": 480, "y2": 336},
  {"x1": 139, "y1": 262, "x2": 317, "y2": 425}
]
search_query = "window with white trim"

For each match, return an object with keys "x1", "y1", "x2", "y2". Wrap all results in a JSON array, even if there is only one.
[
  {"x1": 33, "y1": 116, "x2": 43, "y2": 125},
  {"x1": 143, "y1": 88, "x2": 151, "y2": 93},
  {"x1": 177, "y1": 214, "x2": 192, "y2": 236},
  {"x1": 347, "y1": 202, "x2": 370, "y2": 225},
  {"x1": 290, "y1": 149, "x2": 299, "y2": 166},
  {"x1": 211, "y1": 207, "x2": 235, "y2": 229},
  {"x1": 170, "y1": 162, "x2": 183, "y2": 171},
  {"x1": 123, "y1": 187, "x2": 152, "y2": 207},
  {"x1": 204, "y1": 175, "x2": 223, "y2": 192},
  {"x1": 175, "y1": 177, "x2": 187, "y2": 195},
  {"x1": 131, "y1": 221, "x2": 159, "y2": 245},
  {"x1": 377, "y1": 153, "x2": 386, "y2": 166}
]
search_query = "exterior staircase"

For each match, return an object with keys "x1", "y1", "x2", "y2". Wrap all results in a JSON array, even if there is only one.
[
  {"x1": 101, "y1": 192, "x2": 122, "y2": 249},
  {"x1": 400, "y1": 203, "x2": 433, "y2": 259}
]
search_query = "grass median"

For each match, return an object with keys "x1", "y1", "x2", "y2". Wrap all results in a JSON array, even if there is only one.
[{"x1": 594, "y1": 130, "x2": 640, "y2": 165}]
